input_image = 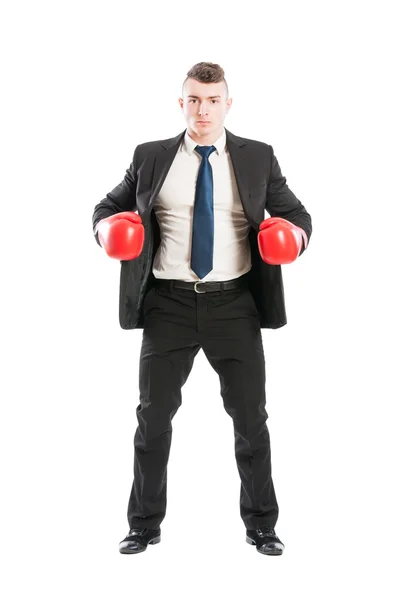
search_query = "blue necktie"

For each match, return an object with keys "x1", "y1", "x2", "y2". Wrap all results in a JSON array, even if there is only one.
[{"x1": 191, "y1": 145, "x2": 217, "y2": 279}]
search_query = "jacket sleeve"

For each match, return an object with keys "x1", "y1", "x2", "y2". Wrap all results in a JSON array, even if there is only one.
[
  {"x1": 265, "y1": 145, "x2": 312, "y2": 256},
  {"x1": 92, "y1": 146, "x2": 139, "y2": 247}
]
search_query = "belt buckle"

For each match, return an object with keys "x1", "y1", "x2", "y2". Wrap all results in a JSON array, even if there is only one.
[{"x1": 194, "y1": 281, "x2": 206, "y2": 294}]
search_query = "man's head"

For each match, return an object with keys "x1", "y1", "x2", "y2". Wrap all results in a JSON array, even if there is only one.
[{"x1": 179, "y1": 62, "x2": 232, "y2": 142}]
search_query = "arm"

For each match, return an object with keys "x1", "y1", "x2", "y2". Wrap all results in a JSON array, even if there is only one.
[
  {"x1": 265, "y1": 145, "x2": 312, "y2": 256},
  {"x1": 92, "y1": 145, "x2": 139, "y2": 247}
]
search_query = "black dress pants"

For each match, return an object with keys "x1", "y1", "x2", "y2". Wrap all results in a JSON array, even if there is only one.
[{"x1": 127, "y1": 273, "x2": 279, "y2": 530}]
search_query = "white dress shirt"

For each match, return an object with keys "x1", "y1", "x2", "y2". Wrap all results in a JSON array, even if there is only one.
[{"x1": 152, "y1": 126, "x2": 252, "y2": 282}]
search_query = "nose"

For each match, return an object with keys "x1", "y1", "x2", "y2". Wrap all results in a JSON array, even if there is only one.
[{"x1": 198, "y1": 103, "x2": 209, "y2": 116}]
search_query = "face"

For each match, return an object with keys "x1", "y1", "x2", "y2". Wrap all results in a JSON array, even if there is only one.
[{"x1": 178, "y1": 78, "x2": 232, "y2": 142}]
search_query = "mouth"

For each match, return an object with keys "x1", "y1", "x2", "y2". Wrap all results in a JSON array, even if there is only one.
[{"x1": 197, "y1": 121, "x2": 210, "y2": 124}]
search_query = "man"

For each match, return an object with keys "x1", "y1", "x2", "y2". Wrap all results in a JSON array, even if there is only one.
[{"x1": 92, "y1": 62, "x2": 312, "y2": 556}]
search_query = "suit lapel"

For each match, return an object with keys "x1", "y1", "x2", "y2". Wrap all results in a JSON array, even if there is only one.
[{"x1": 225, "y1": 129, "x2": 257, "y2": 228}]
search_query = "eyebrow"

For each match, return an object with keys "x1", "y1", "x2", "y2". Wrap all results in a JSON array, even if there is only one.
[{"x1": 187, "y1": 95, "x2": 221, "y2": 99}]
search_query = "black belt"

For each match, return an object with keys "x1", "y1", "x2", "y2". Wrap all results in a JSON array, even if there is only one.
[{"x1": 155, "y1": 273, "x2": 250, "y2": 294}]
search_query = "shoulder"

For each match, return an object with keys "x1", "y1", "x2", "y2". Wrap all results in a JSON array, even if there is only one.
[
  {"x1": 225, "y1": 129, "x2": 273, "y2": 154},
  {"x1": 134, "y1": 130, "x2": 185, "y2": 156}
]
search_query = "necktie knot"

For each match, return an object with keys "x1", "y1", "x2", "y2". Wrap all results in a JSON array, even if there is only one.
[{"x1": 194, "y1": 145, "x2": 216, "y2": 160}]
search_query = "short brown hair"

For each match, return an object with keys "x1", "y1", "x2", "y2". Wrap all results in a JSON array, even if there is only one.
[{"x1": 182, "y1": 62, "x2": 229, "y2": 98}]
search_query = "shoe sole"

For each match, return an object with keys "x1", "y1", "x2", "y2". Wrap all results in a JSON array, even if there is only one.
[
  {"x1": 119, "y1": 535, "x2": 161, "y2": 554},
  {"x1": 246, "y1": 536, "x2": 284, "y2": 555}
]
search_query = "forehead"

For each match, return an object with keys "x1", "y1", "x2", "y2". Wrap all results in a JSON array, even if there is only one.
[{"x1": 184, "y1": 79, "x2": 225, "y2": 98}]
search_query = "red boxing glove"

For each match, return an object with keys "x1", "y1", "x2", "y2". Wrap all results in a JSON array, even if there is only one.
[
  {"x1": 258, "y1": 217, "x2": 307, "y2": 265},
  {"x1": 96, "y1": 212, "x2": 144, "y2": 260}
]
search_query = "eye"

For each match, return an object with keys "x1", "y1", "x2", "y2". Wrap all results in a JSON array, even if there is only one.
[{"x1": 188, "y1": 99, "x2": 219, "y2": 103}]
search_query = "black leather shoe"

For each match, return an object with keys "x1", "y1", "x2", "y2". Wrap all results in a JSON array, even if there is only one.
[
  {"x1": 246, "y1": 526, "x2": 285, "y2": 555},
  {"x1": 119, "y1": 527, "x2": 161, "y2": 554}
]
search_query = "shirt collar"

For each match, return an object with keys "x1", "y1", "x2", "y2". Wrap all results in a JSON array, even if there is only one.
[{"x1": 182, "y1": 126, "x2": 227, "y2": 156}]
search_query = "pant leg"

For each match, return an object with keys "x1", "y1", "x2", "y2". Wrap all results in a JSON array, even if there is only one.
[
  {"x1": 201, "y1": 287, "x2": 279, "y2": 530},
  {"x1": 127, "y1": 286, "x2": 201, "y2": 529}
]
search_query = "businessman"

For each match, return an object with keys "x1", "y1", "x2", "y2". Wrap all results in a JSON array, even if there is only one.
[{"x1": 92, "y1": 62, "x2": 312, "y2": 556}]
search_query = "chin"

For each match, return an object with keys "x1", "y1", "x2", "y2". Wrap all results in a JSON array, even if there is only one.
[{"x1": 194, "y1": 123, "x2": 213, "y2": 132}]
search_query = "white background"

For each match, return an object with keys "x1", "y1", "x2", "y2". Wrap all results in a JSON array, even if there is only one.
[{"x1": 1, "y1": 0, "x2": 397, "y2": 598}]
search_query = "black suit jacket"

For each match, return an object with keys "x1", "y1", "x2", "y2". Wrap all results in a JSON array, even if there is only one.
[{"x1": 92, "y1": 127, "x2": 312, "y2": 329}]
